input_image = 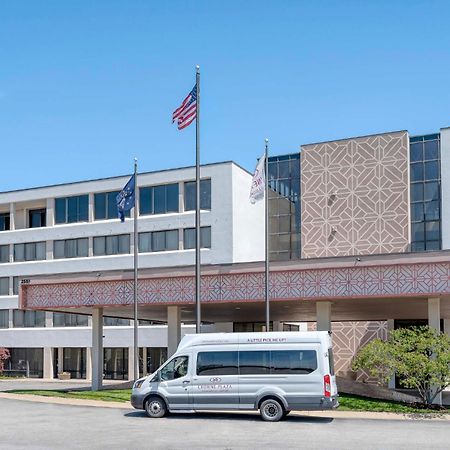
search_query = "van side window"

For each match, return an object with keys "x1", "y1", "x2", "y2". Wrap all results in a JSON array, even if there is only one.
[
  {"x1": 239, "y1": 351, "x2": 270, "y2": 374},
  {"x1": 160, "y1": 356, "x2": 189, "y2": 381},
  {"x1": 197, "y1": 351, "x2": 238, "y2": 375},
  {"x1": 271, "y1": 350, "x2": 317, "y2": 374}
]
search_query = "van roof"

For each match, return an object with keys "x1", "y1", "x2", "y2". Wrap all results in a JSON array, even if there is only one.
[{"x1": 177, "y1": 331, "x2": 330, "y2": 351}]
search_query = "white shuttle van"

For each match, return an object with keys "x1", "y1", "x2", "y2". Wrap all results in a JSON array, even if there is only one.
[{"x1": 131, "y1": 331, "x2": 338, "y2": 421}]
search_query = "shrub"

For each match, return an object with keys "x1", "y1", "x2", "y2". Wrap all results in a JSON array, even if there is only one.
[
  {"x1": 352, "y1": 326, "x2": 450, "y2": 406},
  {"x1": 0, "y1": 348, "x2": 10, "y2": 374}
]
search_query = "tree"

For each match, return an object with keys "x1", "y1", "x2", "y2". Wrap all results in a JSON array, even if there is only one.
[
  {"x1": 0, "y1": 347, "x2": 10, "y2": 374},
  {"x1": 352, "y1": 326, "x2": 450, "y2": 406}
]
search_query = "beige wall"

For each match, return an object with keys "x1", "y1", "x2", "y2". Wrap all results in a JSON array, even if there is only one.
[{"x1": 301, "y1": 131, "x2": 410, "y2": 258}]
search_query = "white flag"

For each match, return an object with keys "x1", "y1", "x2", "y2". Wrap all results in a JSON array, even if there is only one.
[{"x1": 249, "y1": 152, "x2": 266, "y2": 204}]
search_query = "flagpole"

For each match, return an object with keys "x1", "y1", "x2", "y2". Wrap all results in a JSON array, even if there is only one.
[
  {"x1": 264, "y1": 139, "x2": 270, "y2": 331},
  {"x1": 133, "y1": 157, "x2": 139, "y2": 380},
  {"x1": 195, "y1": 65, "x2": 201, "y2": 334}
]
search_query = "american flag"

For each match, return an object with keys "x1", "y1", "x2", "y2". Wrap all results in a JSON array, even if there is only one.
[{"x1": 172, "y1": 85, "x2": 197, "y2": 130}]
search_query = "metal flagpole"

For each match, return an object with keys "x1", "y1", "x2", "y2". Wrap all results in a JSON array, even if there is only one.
[
  {"x1": 133, "y1": 158, "x2": 139, "y2": 380},
  {"x1": 264, "y1": 139, "x2": 270, "y2": 331},
  {"x1": 195, "y1": 65, "x2": 201, "y2": 334}
]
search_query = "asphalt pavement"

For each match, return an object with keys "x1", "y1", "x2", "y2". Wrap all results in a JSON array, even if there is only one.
[{"x1": 0, "y1": 397, "x2": 449, "y2": 449}]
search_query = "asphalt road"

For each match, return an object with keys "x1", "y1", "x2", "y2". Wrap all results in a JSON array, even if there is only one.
[{"x1": 0, "y1": 398, "x2": 449, "y2": 450}]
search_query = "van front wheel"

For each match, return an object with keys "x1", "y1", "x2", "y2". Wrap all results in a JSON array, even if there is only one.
[
  {"x1": 260, "y1": 398, "x2": 284, "y2": 422},
  {"x1": 145, "y1": 397, "x2": 167, "y2": 418}
]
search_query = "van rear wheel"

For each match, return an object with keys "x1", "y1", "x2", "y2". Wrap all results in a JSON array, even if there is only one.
[
  {"x1": 260, "y1": 398, "x2": 284, "y2": 422},
  {"x1": 145, "y1": 397, "x2": 167, "y2": 418}
]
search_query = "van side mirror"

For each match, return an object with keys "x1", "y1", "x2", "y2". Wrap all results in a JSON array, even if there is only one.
[{"x1": 151, "y1": 371, "x2": 161, "y2": 383}]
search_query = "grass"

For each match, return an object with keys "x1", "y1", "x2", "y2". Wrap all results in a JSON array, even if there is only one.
[
  {"x1": 6, "y1": 389, "x2": 450, "y2": 414},
  {"x1": 8, "y1": 389, "x2": 132, "y2": 403},
  {"x1": 338, "y1": 393, "x2": 449, "y2": 414}
]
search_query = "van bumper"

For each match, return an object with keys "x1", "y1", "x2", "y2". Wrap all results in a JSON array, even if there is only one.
[
  {"x1": 322, "y1": 395, "x2": 339, "y2": 409},
  {"x1": 130, "y1": 393, "x2": 146, "y2": 409}
]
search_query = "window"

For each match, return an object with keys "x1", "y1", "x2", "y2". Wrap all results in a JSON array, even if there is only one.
[
  {"x1": 197, "y1": 352, "x2": 238, "y2": 376},
  {"x1": 239, "y1": 351, "x2": 271, "y2": 375},
  {"x1": 271, "y1": 350, "x2": 317, "y2": 374},
  {"x1": 0, "y1": 309, "x2": 8, "y2": 328},
  {"x1": 410, "y1": 134, "x2": 441, "y2": 252},
  {"x1": 55, "y1": 195, "x2": 89, "y2": 224},
  {"x1": 53, "y1": 312, "x2": 89, "y2": 327},
  {"x1": 13, "y1": 277, "x2": 19, "y2": 295},
  {"x1": 93, "y1": 235, "x2": 130, "y2": 256},
  {"x1": 29, "y1": 208, "x2": 46, "y2": 228},
  {"x1": 160, "y1": 355, "x2": 189, "y2": 381},
  {"x1": 0, "y1": 213, "x2": 10, "y2": 231},
  {"x1": 94, "y1": 191, "x2": 129, "y2": 220},
  {"x1": 138, "y1": 230, "x2": 179, "y2": 253},
  {"x1": 183, "y1": 227, "x2": 211, "y2": 249},
  {"x1": 0, "y1": 245, "x2": 9, "y2": 263},
  {"x1": 139, "y1": 183, "x2": 179, "y2": 215},
  {"x1": 184, "y1": 179, "x2": 211, "y2": 211},
  {"x1": 14, "y1": 242, "x2": 46, "y2": 262},
  {"x1": 104, "y1": 317, "x2": 130, "y2": 326},
  {"x1": 0, "y1": 278, "x2": 9, "y2": 295},
  {"x1": 54, "y1": 238, "x2": 89, "y2": 258},
  {"x1": 13, "y1": 310, "x2": 45, "y2": 327},
  {"x1": 328, "y1": 348, "x2": 335, "y2": 376},
  {"x1": 268, "y1": 154, "x2": 301, "y2": 261}
]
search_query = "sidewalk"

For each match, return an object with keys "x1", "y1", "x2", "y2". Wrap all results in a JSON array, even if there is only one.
[{"x1": 1, "y1": 391, "x2": 449, "y2": 421}]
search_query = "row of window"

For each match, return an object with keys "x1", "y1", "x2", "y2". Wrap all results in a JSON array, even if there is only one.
[
  {"x1": 0, "y1": 310, "x2": 154, "y2": 328},
  {"x1": 0, "y1": 180, "x2": 212, "y2": 230},
  {"x1": 0, "y1": 227, "x2": 212, "y2": 263},
  {"x1": 53, "y1": 180, "x2": 212, "y2": 224},
  {"x1": 163, "y1": 350, "x2": 318, "y2": 380}
]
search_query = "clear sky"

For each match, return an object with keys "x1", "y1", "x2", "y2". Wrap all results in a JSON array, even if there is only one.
[{"x1": 1, "y1": 0, "x2": 449, "y2": 191}]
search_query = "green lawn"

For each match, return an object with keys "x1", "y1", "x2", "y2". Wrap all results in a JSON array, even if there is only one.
[
  {"x1": 7, "y1": 389, "x2": 450, "y2": 414},
  {"x1": 9, "y1": 389, "x2": 132, "y2": 403}
]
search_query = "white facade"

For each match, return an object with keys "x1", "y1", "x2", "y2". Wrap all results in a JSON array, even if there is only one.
[
  {"x1": 0, "y1": 161, "x2": 264, "y2": 379},
  {"x1": 441, "y1": 127, "x2": 450, "y2": 250}
]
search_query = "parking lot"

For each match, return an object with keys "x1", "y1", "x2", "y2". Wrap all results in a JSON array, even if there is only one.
[{"x1": 0, "y1": 397, "x2": 449, "y2": 449}]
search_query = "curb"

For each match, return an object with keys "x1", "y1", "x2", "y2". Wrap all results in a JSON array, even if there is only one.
[{"x1": 1, "y1": 393, "x2": 450, "y2": 421}]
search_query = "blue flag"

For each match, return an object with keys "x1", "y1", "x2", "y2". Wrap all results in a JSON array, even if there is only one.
[{"x1": 116, "y1": 174, "x2": 135, "y2": 222}]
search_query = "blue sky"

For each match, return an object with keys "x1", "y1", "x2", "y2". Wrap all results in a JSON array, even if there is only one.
[{"x1": 1, "y1": 0, "x2": 449, "y2": 191}]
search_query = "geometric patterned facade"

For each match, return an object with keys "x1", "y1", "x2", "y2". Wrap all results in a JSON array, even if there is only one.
[
  {"x1": 308, "y1": 320, "x2": 388, "y2": 381},
  {"x1": 21, "y1": 260, "x2": 450, "y2": 310},
  {"x1": 301, "y1": 131, "x2": 410, "y2": 258}
]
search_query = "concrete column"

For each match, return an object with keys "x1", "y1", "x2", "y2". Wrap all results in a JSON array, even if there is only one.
[
  {"x1": 43, "y1": 348, "x2": 54, "y2": 379},
  {"x1": 128, "y1": 346, "x2": 135, "y2": 381},
  {"x1": 444, "y1": 319, "x2": 450, "y2": 337},
  {"x1": 88, "y1": 236, "x2": 93, "y2": 257},
  {"x1": 46, "y1": 240, "x2": 53, "y2": 260},
  {"x1": 91, "y1": 308, "x2": 104, "y2": 391},
  {"x1": 86, "y1": 347, "x2": 92, "y2": 381},
  {"x1": 57, "y1": 348, "x2": 64, "y2": 374},
  {"x1": 88, "y1": 193, "x2": 94, "y2": 222},
  {"x1": 167, "y1": 306, "x2": 181, "y2": 357},
  {"x1": 316, "y1": 301, "x2": 332, "y2": 332},
  {"x1": 45, "y1": 312, "x2": 53, "y2": 328},
  {"x1": 178, "y1": 181, "x2": 185, "y2": 212},
  {"x1": 142, "y1": 347, "x2": 148, "y2": 376},
  {"x1": 8, "y1": 276, "x2": 13, "y2": 296},
  {"x1": 8, "y1": 309, "x2": 13, "y2": 328},
  {"x1": 272, "y1": 321, "x2": 284, "y2": 331},
  {"x1": 46, "y1": 198, "x2": 54, "y2": 227},
  {"x1": 9, "y1": 203, "x2": 15, "y2": 230},
  {"x1": 387, "y1": 319, "x2": 396, "y2": 389},
  {"x1": 428, "y1": 297, "x2": 442, "y2": 405}
]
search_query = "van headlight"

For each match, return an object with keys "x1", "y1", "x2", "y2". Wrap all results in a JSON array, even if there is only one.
[{"x1": 133, "y1": 378, "x2": 145, "y2": 389}]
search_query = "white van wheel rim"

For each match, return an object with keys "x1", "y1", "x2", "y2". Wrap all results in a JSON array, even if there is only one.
[
  {"x1": 264, "y1": 402, "x2": 279, "y2": 418},
  {"x1": 149, "y1": 401, "x2": 162, "y2": 415}
]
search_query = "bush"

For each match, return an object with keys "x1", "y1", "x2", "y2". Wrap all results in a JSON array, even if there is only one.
[
  {"x1": 352, "y1": 326, "x2": 450, "y2": 406},
  {"x1": 0, "y1": 348, "x2": 10, "y2": 374}
]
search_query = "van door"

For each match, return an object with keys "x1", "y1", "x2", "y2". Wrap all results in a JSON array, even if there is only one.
[
  {"x1": 190, "y1": 350, "x2": 240, "y2": 410},
  {"x1": 157, "y1": 354, "x2": 191, "y2": 410}
]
